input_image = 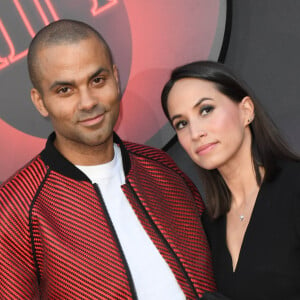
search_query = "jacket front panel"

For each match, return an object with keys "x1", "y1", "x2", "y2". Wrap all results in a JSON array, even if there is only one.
[
  {"x1": 0, "y1": 133, "x2": 216, "y2": 299},
  {"x1": 31, "y1": 170, "x2": 134, "y2": 299},
  {"x1": 123, "y1": 144, "x2": 216, "y2": 298}
]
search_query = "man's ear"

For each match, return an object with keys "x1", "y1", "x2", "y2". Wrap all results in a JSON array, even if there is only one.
[
  {"x1": 113, "y1": 64, "x2": 119, "y2": 83},
  {"x1": 113, "y1": 64, "x2": 121, "y2": 93},
  {"x1": 240, "y1": 96, "x2": 255, "y2": 126},
  {"x1": 31, "y1": 88, "x2": 49, "y2": 117}
]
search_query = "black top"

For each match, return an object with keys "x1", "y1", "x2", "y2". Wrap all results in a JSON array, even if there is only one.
[{"x1": 202, "y1": 160, "x2": 300, "y2": 300}]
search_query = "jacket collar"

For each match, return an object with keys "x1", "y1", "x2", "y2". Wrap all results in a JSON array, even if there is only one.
[{"x1": 41, "y1": 132, "x2": 131, "y2": 181}]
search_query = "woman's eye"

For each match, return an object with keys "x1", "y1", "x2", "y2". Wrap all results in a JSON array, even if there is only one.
[
  {"x1": 200, "y1": 105, "x2": 214, "y2": 116},
  {"x1": 174, "y1": 120, "x2": 187, "y2": 130}
]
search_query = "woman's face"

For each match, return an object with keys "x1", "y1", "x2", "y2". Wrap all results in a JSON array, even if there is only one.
[{"x1": 167, "y1": 78, "x2": 253, "y2": 170}]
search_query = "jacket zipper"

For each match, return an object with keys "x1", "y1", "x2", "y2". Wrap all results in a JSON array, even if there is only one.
[
  {"x1": 126, "y1": 179, "x2": 200, "y2": 300},
  {"x1": 93, "y1": 183, "x2": 138, "y2": 300}
]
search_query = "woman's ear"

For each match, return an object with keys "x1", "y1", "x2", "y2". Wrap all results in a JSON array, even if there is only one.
[
  {"x1": 31, "y1": 88, "x2": 49, "y2": 117},
  {"x1": 240, "y1": 96, "x2": 255, "y2": 126}
]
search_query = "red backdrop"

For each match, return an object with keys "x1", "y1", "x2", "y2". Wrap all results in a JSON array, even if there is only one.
[{"x1": 0, "y1": 0, "x2": 226, "y2": 182}]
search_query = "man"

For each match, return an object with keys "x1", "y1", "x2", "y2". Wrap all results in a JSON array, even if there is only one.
[{"x1": 0, "y1": 19, "x2": 215, "y2": 299}]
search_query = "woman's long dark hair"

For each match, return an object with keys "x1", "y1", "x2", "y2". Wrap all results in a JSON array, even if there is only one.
[{"x1": 161, "y1": 61, "x2": 299, "y2": 219}]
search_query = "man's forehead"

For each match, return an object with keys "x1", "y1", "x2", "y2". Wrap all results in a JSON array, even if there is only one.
[
  {"x1": 36, "y1": 40, "x2": 109, "y2": 70},
  {"x1": 34, "y1": 36, "x2": 113, "y2": 89},
  {"x1": 38, "y1": 35, "x2": 106, "y2": 55}
]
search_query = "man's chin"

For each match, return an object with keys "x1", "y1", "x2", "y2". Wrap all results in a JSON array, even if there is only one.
[{"x1": 81, "y1": 133, "x2": 113, "y2": 148}]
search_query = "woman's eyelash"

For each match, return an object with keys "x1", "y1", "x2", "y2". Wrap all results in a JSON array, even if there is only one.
[
  {"x1": 200, "y1": 105, "x2": 214, "y2": 115},
  {"x1": 174, "y1": 120, "x2": 187, "y2": 130},
  {"x1": 173, "y1": 105, "x2": 215, "y2": 130}
]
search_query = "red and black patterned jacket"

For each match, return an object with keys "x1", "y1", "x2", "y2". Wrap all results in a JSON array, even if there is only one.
[{"x1": 0, "y1": 132, "x2": 215, "y2": 299}]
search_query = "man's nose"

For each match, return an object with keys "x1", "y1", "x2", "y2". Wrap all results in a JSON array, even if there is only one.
[{"x1": 78, "y1": 89, "x2": 98, "y2": 110}]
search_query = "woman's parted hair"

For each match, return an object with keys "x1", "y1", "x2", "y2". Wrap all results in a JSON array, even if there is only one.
[{"x1": 161, "y1": 61, "x2": 299, "y2": 219}]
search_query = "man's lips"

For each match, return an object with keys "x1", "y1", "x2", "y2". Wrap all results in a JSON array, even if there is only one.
[
  {"x1": 195, "y1": 142, "x2": 217, "y2": 155},
  {"x1": 78, "y1": 114, "x2": 104, "y2": 126}
]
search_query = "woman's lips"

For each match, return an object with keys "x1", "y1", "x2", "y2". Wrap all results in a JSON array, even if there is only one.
[{"x1": 195, "y1": 142, "x2": 217, "y2": 155}]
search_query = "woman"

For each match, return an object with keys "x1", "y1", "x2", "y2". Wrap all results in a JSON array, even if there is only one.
[{"x1": 161, "y1": 61, "x2": 300, "y2": 300}]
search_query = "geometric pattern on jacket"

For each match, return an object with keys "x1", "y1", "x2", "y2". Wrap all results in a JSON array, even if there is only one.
[{"x1": 0, "y1": 132, "x2": 216, "y2": 299}]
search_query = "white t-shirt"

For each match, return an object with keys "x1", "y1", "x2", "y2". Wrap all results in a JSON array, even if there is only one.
[{"x1": 77, "y1": 144, "x2": 185, "y2": 300}]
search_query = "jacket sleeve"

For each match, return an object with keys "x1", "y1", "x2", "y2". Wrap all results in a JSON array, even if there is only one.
[{"x1": 0, "y1": 187, "x2": 40, "y2": 299}]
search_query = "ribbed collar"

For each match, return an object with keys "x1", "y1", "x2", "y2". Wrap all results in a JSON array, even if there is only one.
[{"x1": 40, "y1": 132, "x2": 131, "y2": 181}]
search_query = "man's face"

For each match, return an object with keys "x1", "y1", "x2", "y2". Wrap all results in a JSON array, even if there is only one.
[{"x1": 31, "y1": 36, "x2": 121, "y2": 163}]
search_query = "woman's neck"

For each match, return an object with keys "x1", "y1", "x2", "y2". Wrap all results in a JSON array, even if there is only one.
[
  {"x1": 221, "y1": 158, "x2": 259, "y2": 207},
  {"x1": 217, "y1": 128, "x2": 262, "y2": 206}
]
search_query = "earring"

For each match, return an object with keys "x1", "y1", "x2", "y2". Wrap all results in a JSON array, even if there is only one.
[{"x1": 248, "y1": 115, "x2": 255, "y2": 124}]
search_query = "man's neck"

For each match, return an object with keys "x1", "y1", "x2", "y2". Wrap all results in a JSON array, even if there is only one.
[{"x1": 54, "y1": 136, "x2": 115, "y2": 166}]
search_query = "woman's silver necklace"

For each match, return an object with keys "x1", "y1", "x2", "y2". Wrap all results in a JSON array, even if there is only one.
[{"x1": 237, "y1": 190, "x2": 258, "y2": 222}]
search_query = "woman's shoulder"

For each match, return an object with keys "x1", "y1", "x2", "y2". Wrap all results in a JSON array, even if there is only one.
[
  {"x1": 277, "y1": 159, "x2": 300, "y2": 178},
  {"x1": 269, "y1": 159, "x2": 300, "y2": 194}
]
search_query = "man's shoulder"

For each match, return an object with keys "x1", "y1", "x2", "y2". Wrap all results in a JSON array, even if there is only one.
[
  {"x1": 122, "y1": 140, "x2": 196, "y2": 184},
  {"x1": 1, "y1": 154, "x2": 47, "y2": 193},
  {"x1": 123, "y1": 140, "x2": 205, "y2": 211},
  {"x1": 123, "y1": 140, "x2": 166, "y2": 155},
  {"x1": 0, "y1": 154, "x2": 48, "y2": 241},
  {"x1": 123, "y1": 140, "x2": 176, "y2": 166}
]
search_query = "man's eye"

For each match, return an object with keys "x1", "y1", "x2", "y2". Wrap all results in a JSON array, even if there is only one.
[
  {"x1": 57, "y1": 87, "x2": 70, "y2": 94},
  {"x1": 200, "y1": 105, "x2": 214, "y2": 116},
  {"x1": 92, "y1": 77, "x2": 104, "y2": 86}
]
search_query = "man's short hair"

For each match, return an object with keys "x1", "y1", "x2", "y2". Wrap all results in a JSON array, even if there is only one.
[{"x1": 27, "y1": 19, "x2": 114, "y2": 93}]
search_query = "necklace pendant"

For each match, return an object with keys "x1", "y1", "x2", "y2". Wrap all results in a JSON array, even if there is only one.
[{"x1": 239, "y1": 215, "x2": 245, "y2": 221}]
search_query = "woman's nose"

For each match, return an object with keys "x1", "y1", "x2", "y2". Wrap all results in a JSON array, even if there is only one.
[{"x1": 190, "y1": 123, "x2": 207, "y2": 140}]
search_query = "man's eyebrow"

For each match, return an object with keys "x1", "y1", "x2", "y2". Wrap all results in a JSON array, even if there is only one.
[
  {"x1": 49, "y1": 67, "x2": 110, "y2": 91},
  {"x1": 49, "y1": 80, "x2": 74, "y2": 91},
  {"x1": 88, "y1": 67, "x2": 109, "y2": 82}
]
